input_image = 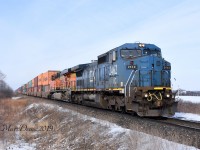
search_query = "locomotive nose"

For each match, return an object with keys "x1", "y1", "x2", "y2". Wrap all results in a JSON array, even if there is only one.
[{"x1": 136, "y1": 56, "x2": 170, "y2": 87}]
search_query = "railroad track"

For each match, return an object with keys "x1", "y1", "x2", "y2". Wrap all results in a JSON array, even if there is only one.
[
  {"x1": 150, "y1": 117, "x2": 200, "y2": 132},
  {"x1": 161, "y1": 118, "x2": 200, "y2": 130},
  {"x1": 44, "y1": 96, "x2": 200, "y2": 131}
]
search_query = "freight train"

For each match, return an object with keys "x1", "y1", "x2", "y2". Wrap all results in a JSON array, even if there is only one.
[{"x1": 17, "y1": 42, "x2": 177, "y2": 117}]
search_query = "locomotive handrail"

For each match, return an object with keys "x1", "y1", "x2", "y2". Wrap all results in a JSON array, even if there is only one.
[
  {"x1": 129, "y1": 70, "x2": 138, "y2": 97},
  {"x1": 125, "y1": 70, "x2": 134, "y2": 97}
]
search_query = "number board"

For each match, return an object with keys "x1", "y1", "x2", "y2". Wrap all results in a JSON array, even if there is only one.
[{"x1": 127, "y1": 65, "x2": 137, "y2": 70}]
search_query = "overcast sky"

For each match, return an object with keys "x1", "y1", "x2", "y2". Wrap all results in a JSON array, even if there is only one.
[{"x1": 0, "y1": 0, "x2": 200, "y2": 91}]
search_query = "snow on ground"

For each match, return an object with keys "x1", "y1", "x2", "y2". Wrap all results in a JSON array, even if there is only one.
[
  {"x1": 5, "y1": 143, "x2": 36, "y2": 150},
  {"x1": 176, "y1": 96, "x2": 200, "y2": 103},
  {"x1": 174, "y1": 96, "x2": 200, "y2": 122},
  {"x1": 4, "y1": 129, "x2": 36, "y2": 150},
  {"x1": 0, "y1": 136, "x2": 36, "y2": 150},
  {"x1": 28, "y1": 103, "x2": 198, "y2": 150},
  {"x1": 173, "y1": 112, "x2": 200, "y2": 122},
  {"x1": 12, "y1": 96, "x2": 22, "y2": 100}
]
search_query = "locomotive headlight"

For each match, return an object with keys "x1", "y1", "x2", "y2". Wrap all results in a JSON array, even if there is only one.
[
  {"x1": 144, "y1": 93, "x2": 148, "y2": 97},
  {"x1": 139, "y1": 43, "x2": 145, "y2": 48},
  {"x1": 166, "y1": 94, "x2": 170, "y2": 98}
]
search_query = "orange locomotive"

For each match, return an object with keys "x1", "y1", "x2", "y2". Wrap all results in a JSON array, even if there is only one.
[
  {"x1": 21, "y1": 69, "x2": 77, "y2": 99},
  {"x1": 50, "y1": 69, "x2": 76, "y2": 100}
]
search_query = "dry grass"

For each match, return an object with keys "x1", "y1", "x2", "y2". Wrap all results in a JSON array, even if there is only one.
[
  {"x1": 0, "y1": 98, "x2": 28, "y2": 122},
  {"x1": 177, "y1": 100, "x2": 200, "y2": 115},
  {"x1": 0, "y1": 97, "x2": 121, "y2": 149}
]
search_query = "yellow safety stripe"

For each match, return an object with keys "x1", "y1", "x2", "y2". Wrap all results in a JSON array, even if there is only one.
[
  {"x1": 154, "y1": 87, "x2": 171, "y2": 90},
  {"x1": 107, "y1": 88, "x2": 123, "y2": 91}
]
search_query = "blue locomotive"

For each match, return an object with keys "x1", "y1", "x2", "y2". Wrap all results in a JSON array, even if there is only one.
[{"x1": 70, "y1": 42, "x2": 177, "y2": 117}]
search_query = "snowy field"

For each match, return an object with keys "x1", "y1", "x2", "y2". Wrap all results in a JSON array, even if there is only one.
[
  {"x1": 173, "y1": 112, "x2": 200, "y2": 122},
  {"x1": 173, "y1": 96, "x2": 200, "y2": 122},
  {"x1": 177, "y1": 96, "x2": 200, "y2": 103},
  {"x1": 12, "y1": 96, "x2": 22, "y2": 100}
]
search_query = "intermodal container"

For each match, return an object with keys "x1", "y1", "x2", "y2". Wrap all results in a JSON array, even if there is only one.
[
  {"x1": 23, "y1": 84, "x2": 27, "y2": 93},
  {"x1": 43, "y1": 85, "x2": 49, "y2": 92},
  {"x1": 28, "y1": 80, "x2": 32, "y2": 88},
  {"x1": 34, "y1": 76, "x2": 38, "y2": 87},
  {"x1": 38, "y1": 73, "x2": 43, "y2": 86},
  {"x1": 42, "y1": 70, "x2": 59, "y2": 86},
  {"x1": 34, "y1": 87, "x2": 38, "y2": 93},
  {"x1": 38, "y1": 85, "x2": 42, "y2": 92},
  {"x1": 32, "y1": 79, "x2": 34, "y2": 88}
]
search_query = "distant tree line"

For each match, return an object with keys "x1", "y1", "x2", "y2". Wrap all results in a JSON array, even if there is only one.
[
  {"x1": 178, "y1": 89, "x2": 200, "y2": 96},
  {"x1": 0, "y1": 71, "x2": 13, "y2": 99},
  {"x1": 0, "y1": 87, "x2": 13, "y2": 98}
]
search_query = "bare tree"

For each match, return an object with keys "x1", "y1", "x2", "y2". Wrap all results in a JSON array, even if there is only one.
[
  {"x1": 0, "y1": 71, "x2": 6, "y2": 80},
  {"x1": 0, "y1": 71, "x2": 13, "y2": 99}
]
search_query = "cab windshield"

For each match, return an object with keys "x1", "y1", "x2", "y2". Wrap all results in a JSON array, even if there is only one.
[
  {"x1": 143, "y1": 49, "x2": 161, "y2": 57},
  {"x1": 121, "y1": 49, "x2": 142, "y2": 59}
]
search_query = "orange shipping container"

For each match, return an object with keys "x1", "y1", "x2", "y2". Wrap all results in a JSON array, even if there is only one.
[
  {"x1": 38, "y1": 73, "x2": 43, "y2": 86},
  {"x1": 32, "y1": 79, "x2": 34, "y2": 87},
  {"x1": 42, "y1": 70, "x2": 59, "y2": 86}
]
